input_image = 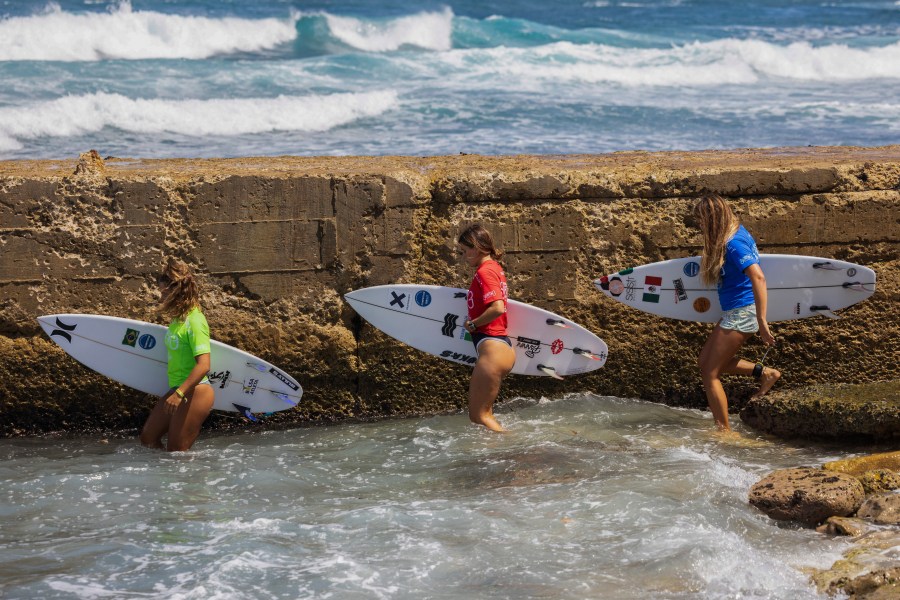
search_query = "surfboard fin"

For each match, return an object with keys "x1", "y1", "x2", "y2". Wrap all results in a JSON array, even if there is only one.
[
  {"x1": 537, "y1": 364, "x2": 565, "y2": 380},
  {"x1": 842, "y1": 282, "x2": 869, "y2": 292},
  {"x1": 813, "y1": 262, "x2": 842, "y2": 271},
  {"x1": 233, "y1": 403, "x2": 259, "y2": 422},
  {"x1": 546, "y1": 318, "x2": 571, "y2": 328},
  {"x1": 810, "y1": 305, "x2": 841, "y2": 319},
  {"x1": 272, "y1": 392, "x2": 298, "y2": 407},
  {"x1": 572, "y1": 348, "x2": 603, "y2": 361}
]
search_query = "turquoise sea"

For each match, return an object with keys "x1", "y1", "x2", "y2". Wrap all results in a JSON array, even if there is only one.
[{"x1": 0, "y1": 0, "x2": 898, "y2": 158}]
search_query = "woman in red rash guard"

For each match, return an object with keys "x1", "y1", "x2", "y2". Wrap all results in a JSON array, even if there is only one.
[{"x1": 457, "y1": 224, "x2": 516, "y2": 432}]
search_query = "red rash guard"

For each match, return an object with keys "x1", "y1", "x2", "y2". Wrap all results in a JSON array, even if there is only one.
[{"x1": 467, "y1": 259, "x2": 509, "y2": 336}]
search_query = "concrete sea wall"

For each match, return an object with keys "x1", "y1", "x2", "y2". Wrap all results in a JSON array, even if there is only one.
[{"x1": 1, "y1": 147, "x2": 898, "y2": 436}]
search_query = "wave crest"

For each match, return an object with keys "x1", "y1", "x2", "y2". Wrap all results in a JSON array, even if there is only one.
[
  {"x1": 0, "y1": 91, "x2": 399, "y2": 151},
  {"x1": 0, "y1": 1, "x2": 299, "y2": 61},
  {"x1": 323, "y1": 8, "x2": 454, "y2": 53}
]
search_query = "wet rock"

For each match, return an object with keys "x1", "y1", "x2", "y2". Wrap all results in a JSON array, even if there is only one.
[
  {"x1": 740, "y1": 382, "x2": 900, "y2": 440},
  {"x1": 812, "y1": 530, "x2": 900, "y2": 599},
  {"x1": 857, "y1": 493, "x2": 900, "y2": 525},
  {"x1": 749, "y1": 467, "x2": 866, "y2": 526},
  {"x1": 816, "y1": 516, "x2": 870, "y2": 537}
]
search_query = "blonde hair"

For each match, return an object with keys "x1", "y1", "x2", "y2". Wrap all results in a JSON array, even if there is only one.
[
  {"x1": 157, "y1": 257, "x2": 201, "y2": 320},
  {"x1": 693, "y1": 195, "x2": 740, "y2": 286}
]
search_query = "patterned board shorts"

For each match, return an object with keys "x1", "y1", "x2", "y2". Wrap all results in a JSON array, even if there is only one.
[{"x1": 719, "y1": 304, "x2": 759, "y2": 333}]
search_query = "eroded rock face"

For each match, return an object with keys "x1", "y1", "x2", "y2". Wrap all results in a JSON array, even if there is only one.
[{"x1": 749, "y1": 467, "x2": 866, "y2": 526}]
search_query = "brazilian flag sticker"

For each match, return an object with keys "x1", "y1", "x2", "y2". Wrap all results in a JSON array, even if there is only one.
[{"x1": 122, "y1": 328, "x2": 139, "y2": 347}]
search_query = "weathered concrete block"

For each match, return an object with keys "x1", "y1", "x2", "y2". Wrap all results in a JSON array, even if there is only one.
[
  {"x1": 197, "y1": 220, "x2": 321, "y2": 273},
  {"x1": 371, "y1": 207, "x2": 416, "y2": 256},
  {"x1": 504, "y1": 251, "x2": 578, "y2": 302},
  {"x1": 233, "y1": 270, "x2": 336, "y2": 304},
  {"x1": 111, "y1": 181, "x2": 167, "y2": 226},
  {"x1": 190, "y1": 176, "x2": 333, "y2": 222},
  {"x1": 685, "y1": 167, "x2": 842, "y2": 196},
  {"x1": 385, "y1": 177, "x2": 418, "y2": 208},
  {"x1": 0, "y1": 179, "x2": 59, "y2": 229}
]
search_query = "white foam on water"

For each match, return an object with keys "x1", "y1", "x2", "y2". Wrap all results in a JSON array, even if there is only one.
[
  {"x1": 324, "y1": 7, "x2": 454, "y2": 52},
  {"x1": 433, "y1": 38, "x2": 900, "y2": 89},
  {"x1": 0, "y1": 91, "x2": 399, "y2": 151},
  {"x1": 0, "y1": 1, "x2": 299, "y2": 61}
]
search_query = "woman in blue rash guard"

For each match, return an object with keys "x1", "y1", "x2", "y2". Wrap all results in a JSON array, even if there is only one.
[{"x1": 694, "y1": 195, "x2": 780, "y2": 431}]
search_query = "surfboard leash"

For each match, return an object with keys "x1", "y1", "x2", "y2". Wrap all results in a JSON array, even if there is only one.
[{"x1": 752, "y1": 344, "x2": 776, "y2": 380}]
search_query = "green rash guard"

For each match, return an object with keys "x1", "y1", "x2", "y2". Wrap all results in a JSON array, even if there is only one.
[{"x1": 165, "y1": 307, "x2": 211, "y2": 388}]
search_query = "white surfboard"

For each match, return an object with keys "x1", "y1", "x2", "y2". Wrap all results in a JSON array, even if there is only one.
[
  {"x1": 594, "y1": 254, "x2": 876, "y2": 323},
  {"x1": 345, "y1": 285, "x2": 607, "y2": 379},
  {"x1": 37, "y1": 314, "x2": 302, "y2": 417}
]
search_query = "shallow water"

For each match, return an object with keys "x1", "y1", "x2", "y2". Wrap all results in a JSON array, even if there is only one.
[{"x1": 0, "y1": 393, "x2": 864, "y2": 599}]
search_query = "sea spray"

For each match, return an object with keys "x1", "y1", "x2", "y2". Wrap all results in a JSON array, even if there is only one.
[{"x1": 0, "y1": 393, "x2": 852, "y2": 598}]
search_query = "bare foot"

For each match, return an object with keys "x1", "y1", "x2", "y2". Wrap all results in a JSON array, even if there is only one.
[
  {"x1": 750, "y1": 367, "x2": 781, "y2": 399},
  {"x1": 710, "y1": 429, "x2": 773, "y2": 447},
  {"x1": 471, "y1": 414, "x2": 507, "y2": 432}
]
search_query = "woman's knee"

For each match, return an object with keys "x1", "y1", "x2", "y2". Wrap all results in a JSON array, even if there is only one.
[{"x1": 138, "y1": 429, "x2": 157, "y2": 447}]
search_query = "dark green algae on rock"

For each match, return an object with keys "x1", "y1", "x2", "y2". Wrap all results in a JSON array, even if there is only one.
[{"x1": 740, "y1": 381, "x2": 900, "y2": 440}]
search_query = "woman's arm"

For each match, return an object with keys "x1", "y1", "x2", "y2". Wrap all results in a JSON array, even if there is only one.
[
  {"x1": 465, "y1": 300, "x2": 507, "y2": 332},
  {"x1": 745, "y1": 263, "x2": 775, "y2": 345}
]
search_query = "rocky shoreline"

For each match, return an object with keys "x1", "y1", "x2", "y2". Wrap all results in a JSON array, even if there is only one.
[
  {"x1": 745, "y1": 381, "x2": 900, "y2": 598},
  {"x1": 750, "y1": 448, "x2": 900, "y2": 598}
]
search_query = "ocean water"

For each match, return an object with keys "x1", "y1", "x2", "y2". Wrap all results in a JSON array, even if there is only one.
[
  {"x1": 0, "y1": 394, "x2": 860, "y2": 599},
  {"x1": 0, "y1": 0, "x2": 898, "y2": 159}
]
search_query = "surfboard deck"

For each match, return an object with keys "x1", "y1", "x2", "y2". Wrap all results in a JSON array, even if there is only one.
[
  {"x1": 37, "y1": 314, "x2": 302, "y2": 415},
  {"x1": 345, "y1": 285, "x2": 607, "y2": 378},
  {"x1": 594, "y1": 254, "x2": 876, "y2": 323}
]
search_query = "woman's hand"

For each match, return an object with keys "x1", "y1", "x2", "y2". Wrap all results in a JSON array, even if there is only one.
[
  {"x1": 759, "y1": 320, "x2": 776, "y2": 346},
  {"x1": 162, "y1": 390, "x2": 184, "y2": 415}
]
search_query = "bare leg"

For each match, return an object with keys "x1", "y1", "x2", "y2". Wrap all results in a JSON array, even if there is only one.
[
  {"x1": 468, "y1": 340, "x2": 516, "y2": 432},
  {"x1": 716, "y1": 352, "x2": 782, "y2": 400},
  {"x1": 139, "y1": 388, "x2": 176, "y2": 450},
  {"x1": 698, "y1": 326, "x2": 753, "y2": 430},
  {"x1": 166, "y1": 384, "x2": 214, "y2": 452}
]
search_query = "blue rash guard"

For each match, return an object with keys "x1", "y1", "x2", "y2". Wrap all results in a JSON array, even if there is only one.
[{"x1": 717, "y1": 225, "x2": 760, "y2": 311}]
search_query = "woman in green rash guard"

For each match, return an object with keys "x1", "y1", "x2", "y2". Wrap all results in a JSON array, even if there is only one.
[{"x1": 139, "y1": 258, "x2": 214, "y2": 451}]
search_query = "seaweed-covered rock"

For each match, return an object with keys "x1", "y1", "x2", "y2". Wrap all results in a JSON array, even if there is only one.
[
  {"x1": 749, "y1": 467, "x2": 866, "y2": 526},
  {"x1": 858, "y1": 470, "x2": 900, "y2": 495},
  {"x1": 740, "y1": 381, "x2": 900, "y2": 440},
  {"x1": 825, "y1": 451, "x2": 900, "y2": 476}
]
